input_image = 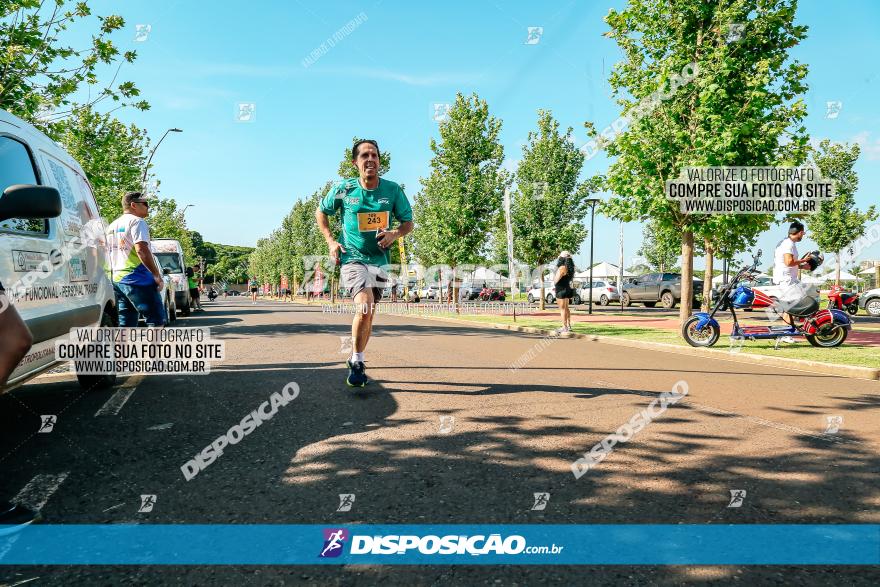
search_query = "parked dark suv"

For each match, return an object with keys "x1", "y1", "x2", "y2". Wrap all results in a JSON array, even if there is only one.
[{"x1": 621, "y1": 272, "x2": 703, "y2": 308}]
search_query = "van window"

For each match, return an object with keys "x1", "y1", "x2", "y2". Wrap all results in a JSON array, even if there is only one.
[
  {"x1": 0, "y1": 136, "x2": 47, "y2": 235},
  {"x1": 44, "y1": 156, "x2": 86, "y2": 238},
  {"x1": 155, "y1": 252, "x2": 183, "y2": 273}
]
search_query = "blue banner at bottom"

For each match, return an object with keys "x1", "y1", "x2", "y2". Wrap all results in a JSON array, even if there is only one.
[{"x1": 1, "y1": 525, "x2": 878, "y2": 565}]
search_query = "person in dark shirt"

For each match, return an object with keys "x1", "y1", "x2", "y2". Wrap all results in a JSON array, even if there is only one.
[{"x1": 553, "y1": 251, "x2": 576, "y2": 333}]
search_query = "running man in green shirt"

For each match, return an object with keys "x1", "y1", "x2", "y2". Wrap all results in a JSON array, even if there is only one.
[{"x1": 316, "y1": 139, "x2": 414, "y2": 387}]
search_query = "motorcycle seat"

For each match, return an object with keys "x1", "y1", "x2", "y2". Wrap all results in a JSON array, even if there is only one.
[{"x1": 786, "y1": 296, "x2": 819, "y2": 317}]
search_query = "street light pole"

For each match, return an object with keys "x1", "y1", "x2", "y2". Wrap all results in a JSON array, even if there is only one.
[
  {"x1": 142, "y1": 128, "x2": 182, "y2": 191},
  {"x1": 586, "y1": 199, "x2": 600, "y2": 315}
]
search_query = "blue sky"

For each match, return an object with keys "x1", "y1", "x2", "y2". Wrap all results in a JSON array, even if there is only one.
[{"x1": 84, "y1": 0, "x2": 879, "y2": 272}]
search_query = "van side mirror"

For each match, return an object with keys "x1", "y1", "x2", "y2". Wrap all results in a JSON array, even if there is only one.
[{"x1": 0, "y1": 184, "x2": 62, "y2": 222}]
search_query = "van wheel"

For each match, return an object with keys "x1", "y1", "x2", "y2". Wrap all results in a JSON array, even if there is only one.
[
  {"x1": 76, "y1": 311, "x2": 118, "y2": 390},
  {"x1": 181, "y1": 299, "x2": 191, "y2": 316}
]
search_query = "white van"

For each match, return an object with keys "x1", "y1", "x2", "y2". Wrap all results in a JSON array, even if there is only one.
[
  {"x1": 152, "y1": 239, "x2": 191, "y2": 316},
  {"x1": 1, "y1": 109, "x2": 117, "y2": 392}
]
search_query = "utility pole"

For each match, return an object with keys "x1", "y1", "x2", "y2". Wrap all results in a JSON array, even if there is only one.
[
  {"x1": 398, "y1": 237, "x2": 407, "y2": 299},
  {"x1": 142, "y1": 128, "x2": 182, "y2": 191},
  {"x1": 586, "y1": 199, "x2": 600, "y2": 314},
  {"x1": 504, "y1": 187, "x2": 516, "y2": 301},
  {"x1": 617, "y1": 220, "x2": 624, "y2": 295}
]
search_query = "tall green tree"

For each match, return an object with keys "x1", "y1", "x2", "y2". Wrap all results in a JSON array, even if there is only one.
[
  {"x1": 509, "y1": 110, "x2": 599, "y2": 308},
  {"x1": 148, "y1": 198, "x2": 196, "y2": 264},
  {"x1": 411, "y1": 92, "x2": 508, "y2": 302},
  {"x1": 638, "y1": 220, "x2": 680, "y2": 273},
  {"x1": 0, "y1": 0, "x2": 148, "y2": 122},
  {"x1": 809, "y1": 140, "x2": 878, "y2": 285},
  {"x1": 48, "y1": 106, "x2": 150, "y2": 219},
  {"x1": 695, "y1": 213, "x2": 770, "y2": 309},
  {"x1": 600, "y1": 0, "x2": 810, "y2": 326},
  {"x1": 207, "y1": 243, "x2": 251, "y2": 285}
]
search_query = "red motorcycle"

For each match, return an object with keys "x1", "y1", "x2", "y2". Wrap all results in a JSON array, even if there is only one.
[
  {"x1": 478, "y1": 287, "x2": 506, "y2": 302},
  {"x1": 827, "y1": 284, "x2": 859, "y2": 315}
]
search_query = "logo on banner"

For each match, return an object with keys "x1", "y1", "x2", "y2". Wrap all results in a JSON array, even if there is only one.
[
  {"x1": 531, "y1": 492, "x2": 550, "y2": 511},
  {"x1": 319, "y1": 528, "x2": 349, "y2": 558},
  {"x1": 38, "y1": 414, "x2": 57, "y2": 433},
  {"x1": 824, "y1": 415, "x2": 843, "y2": 434},
  {"x1": 727, "y1": 489, "x2": 746, "y2": 508},
  {"x1": 336, "y1": 493, "x2": 356, "y2": 512},
  {"x1": 138, "y1": 494, "x2": 157, "y2": 513}
]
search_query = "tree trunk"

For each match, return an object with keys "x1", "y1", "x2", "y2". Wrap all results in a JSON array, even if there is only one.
[
  {"x1": 702, "y1": 239, "x2": 713, "y2": 312},
  {"x1": 679, "y1": 230, "x2": 694, "y2": 327},
  {"x1": 452, "y1": 267, "x2": 459, "y2": 313},
  {"x1": 539, "y1": 269, "x2": 546, "y2": 311},
  {"x1": 836, "y1": 250, "x2": 842, "y2": 286}
]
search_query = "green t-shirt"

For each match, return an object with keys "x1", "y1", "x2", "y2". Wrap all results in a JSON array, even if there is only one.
[{"x1": 319, "y1": 177, "x2": 413, "y2": 267}]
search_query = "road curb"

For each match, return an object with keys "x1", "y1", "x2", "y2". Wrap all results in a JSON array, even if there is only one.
[{"x1": 407, "y1": 314, "x2": 880, "y2": 381}]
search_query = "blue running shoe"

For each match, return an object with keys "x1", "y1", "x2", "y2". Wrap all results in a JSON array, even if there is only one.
[{"x1": 346, "y1": 360, "x2": 368, "y2": 387}]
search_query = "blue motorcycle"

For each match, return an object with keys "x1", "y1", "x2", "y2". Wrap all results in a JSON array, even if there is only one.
[{"x1": 682, "y1": 250, "x2": 852, "y2": 349}]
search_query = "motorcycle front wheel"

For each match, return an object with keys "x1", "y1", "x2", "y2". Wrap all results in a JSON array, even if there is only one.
[
  {"x1": 682, "y1": 315, "x2": 720, "y2": 347},
  {"x1": 806, "y1": 326, "x2": 848, "y2": 348},
  {"x1": 847, "y1": 304, "x2": 858, "y2": 315}
]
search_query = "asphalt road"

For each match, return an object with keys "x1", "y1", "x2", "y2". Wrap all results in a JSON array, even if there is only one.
[{"x1": 1, "y1": 299, "x2": 878, "y2": 586}]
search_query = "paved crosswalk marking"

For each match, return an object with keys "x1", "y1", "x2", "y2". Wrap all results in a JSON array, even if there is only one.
[{"x1": 94, "y1": 375, "x2": 144, "y2": 416}]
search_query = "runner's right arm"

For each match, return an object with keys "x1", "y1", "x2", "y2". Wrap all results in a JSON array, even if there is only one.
[{"x1": 316, "y1": 185, "x2": 347, "y2": 263}]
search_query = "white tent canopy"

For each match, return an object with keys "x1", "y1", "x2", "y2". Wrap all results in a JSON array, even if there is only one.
[
  {"x1": 465, "y1": 267, "x2": 505, "y2": 283},
  {"x1": 574, "y1": 262, "x2": 634, "y2": 281},
  {"x1": 818, "y1": 270, "x2": 861, "y2": 281},
  {"x1": 712, "y1": 272, "x2": 768, "y2": 286},
  {"x1": 858, "y1": 267, "x2": 878, "y2": 275},
  {"x1": 800, "y1": 273, "x2": 827, "y2": 284}
]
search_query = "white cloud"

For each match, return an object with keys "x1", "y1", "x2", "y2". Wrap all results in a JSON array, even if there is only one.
[
  {"x1": 851, "y1": 131, "x2": 880, "y2": 161},
  {"x1": 180, "y1": 62, "x2": 480, "y2": 87},
  {"x1": 314, "y1": 66, "x2": 482, "y2": 87}
]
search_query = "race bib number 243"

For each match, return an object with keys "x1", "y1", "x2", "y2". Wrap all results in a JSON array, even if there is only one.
[{"x1": 357, "y1": 211, "x2": 389, "y2": 232}]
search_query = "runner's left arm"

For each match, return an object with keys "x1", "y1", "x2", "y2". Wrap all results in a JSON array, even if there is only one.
[{"x1": 377, "y1": 184, "x2": 414, "y2": 247}]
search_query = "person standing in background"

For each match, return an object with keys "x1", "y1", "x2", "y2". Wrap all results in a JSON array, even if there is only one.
[
  {"x1": 105, "y1": 192, "x2": 166, "y2": 327},
  {"x1": 554, "y1": 251, "x2": 576, "y2": 334},
  {"x1": 186, "y1": 267, "x2": 203, "y2": 312}
]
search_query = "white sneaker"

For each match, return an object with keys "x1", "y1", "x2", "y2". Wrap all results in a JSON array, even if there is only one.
[{"x1": 780, "y1": 336, "x2": 796, "y2": 344}]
